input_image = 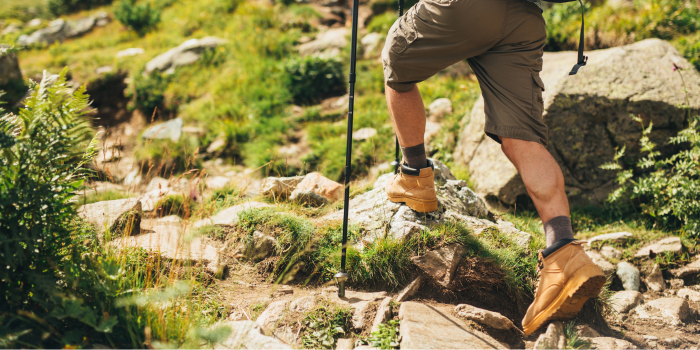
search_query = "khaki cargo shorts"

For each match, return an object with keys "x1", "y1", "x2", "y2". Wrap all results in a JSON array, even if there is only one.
[{"x1": 382, "y1": 0, "x2": 548, "y2": 145}]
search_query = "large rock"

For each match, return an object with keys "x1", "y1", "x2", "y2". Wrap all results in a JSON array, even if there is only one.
[
  {"x1": 635, "y1": 237, "x2": 682, "y2": 257},
  {"x1": 325, "y1": 290, "x2": 387, "y2": 331},
  {"x1": 610, "y1": 291, "x2": 644, "y2": 314},
  {"x1": 454, "y1": 304, "x2": 515, "y2": 330},
  {"x1": 678, "y1": 288, "x2": 700, "y2": 302},
  {"x1": 533, "y1": 322, "x2": 565, "y2": 350},
  {"x1": 17, "y1": 16, "x2": 102, "y2": 46},
  {"x1": 289, "y1": 172, "x2": 343, "y2": 205},
  {"x1": 646, "y1": 264, "x2": 666, "y2": 292},
  {"x1": 261, "y1": 176, "x2": 305, "y2": 199},
  {"x1": 411, "y1": 243, "x2": 467, "y2": 289},
  {"x1": 399, "y1": 302, "x2": 507, "y2": 349},
  {"x1": 617, "y1": 261, "x2": 641, "y2": 291},
  {"x1": 370, "y1": 297, "x2": 393, "y2": 334},
  {"x1": 320, "y1": 159, "x2": 514, "y2": 243},
  {"x1": 214, "y1": 321, "x2": 291, "y2": 349},
  {"x1": 633, "y1": 297, "x2": 691, "y2": 325},
  {"x1": 454, "y1": 39, "x2": 700, "y2": 205},
  {"x1": 298, "y1": 28, "x2": 348, "y2": 58},
  {"x1": 586, "y1": 337, "x2": 638, "y2": 350},
  {"x1": 78, "y1": 198, "x2": 142, "y2": 238},
  {"x1": 142, "y1": 118, "x2": 183, "y2": 142},
  {"x1": 586, "y1": 250, "x2": 616, "y2": 276},
  {"x1": 110, "y1": 221, "x2": 222, "y2": 275},
  {"x1": 587, "y1": 231, "x2": 633, "y2": 245},
  {"x1": 671, "y1": 257, "x2": 700, "y2": 278},
  {"x1": 256, "y1": 300, "x2": 290, "y2": 330},
  {"x1": 145, "y1": 37, "x2": 227, "y2": 74}
]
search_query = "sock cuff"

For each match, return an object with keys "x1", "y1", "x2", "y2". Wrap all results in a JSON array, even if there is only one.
[
  {"x1": 401, "y1": 143, "x2": 426, "y2": 157},
  {"x1": 543, "y1": 215, "x2": 575, "y2": 248}
]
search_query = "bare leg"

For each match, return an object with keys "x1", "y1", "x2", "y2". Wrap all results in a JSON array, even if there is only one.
[
  {"x1": 500, "y1": 137, "x2": 569, "y2": 223},
  {"x1": 385, "y1": 84, "x2": 426, "y2": 148}
]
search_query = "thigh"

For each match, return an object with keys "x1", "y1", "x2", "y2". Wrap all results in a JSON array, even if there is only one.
[
  {"x1": 469, "y1": 0, "x2": 548, "y2": 145},
  {"x1": 382, "y1": 0, "x2": 508, "y2": 92}
]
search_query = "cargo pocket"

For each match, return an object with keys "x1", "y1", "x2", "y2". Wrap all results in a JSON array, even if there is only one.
[
  {"x1": 388, "y1": 5, "x2": 419, "y2": 55},
  {"x1": 531, "y1": 73, "x2": 545, "y2": 119}
]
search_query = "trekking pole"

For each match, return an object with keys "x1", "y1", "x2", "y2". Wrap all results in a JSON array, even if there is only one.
[
  {"x1": 391, "y1": 0, "x2": 404, "y2": 174},
  {"x1": 334, "y1": 0, "x2": 361, "y2": 298}
]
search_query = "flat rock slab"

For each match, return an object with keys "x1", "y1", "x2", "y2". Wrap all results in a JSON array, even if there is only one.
[
  {"x1": 611, "y1": 291, "x2": 644, "y2": 314},
  {"x1": 256, "y1": 299, "x2": 290, "y2": 330},
  {"x1": 325, "y1": 290, "x2": 387, "y2": 331},
  {"x1": 454, "y1": 304, "x2": 514, "y2": 330},
  {"x1": 587, "y1": 232, "x2": 633, "y2": 245},
  {"x1": 214, "y1": 321, "x2": 291, "y2": 349},
  {"x1": 399, "y1": 302, "x2": 507, "y2": 349},
  {"x1": 78, "y1": 198, "x2": 142, "y2": 237},
  {"x1": 193, "y1": 201, "x2": 272, "y2": 228},
  {"x1": 678, "y1": 288, "x2": 700, "y2": 302},
  {"x1": 635, "y1": 237, "x2": 682, "y2": 257},
  {"x1": 585, "y1": 337, "x2": 638, "y2": 350},
  {"x1": 110, "y1": 222, "x2": 221, "y2": 274},
  {"x1": 671, "y1": 258, "x2": 700, "y2": 278},
  {"x1": 633, "y1": 297, "x2": 690, "y2": 325},
  {"x1": 412, "y1": 243, "x2": 466, "y2": 288}
]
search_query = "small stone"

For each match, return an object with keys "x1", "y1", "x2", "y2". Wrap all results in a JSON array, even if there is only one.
[
  {"x1": 240, "y1": 231, "x2": 277, "y2": 261},
  {"x1": 261, "y1": 176, "x2": 305, "y2": 199},
  {"x1": 635, "y1": 237, "x2": 682, "y2": 257},
  {"x1": 290, "y1": 173, "x2": 343, "y2": 205},
  {"x1": 335, "y1": 338, "x2": 354, "y2": 350},
  {"x1": 646, "y1": 264, "x2": 666, "y2": 292},
  {"x1": 670, "y1": 258, "x2": 700, "y2": 278},
  {"x1": 214, "y1": 321, "x2": 291, "y2": 349},
  {"x1": 643, "y1": 335, "x2": 658, "y2": 341},
  {"x1": 617, "y1": 261, "x2": 641, "y2": 291},
  {"x1": 142, "y1": 118, "x2": 183, "y2": 142},
  {"x1": 353, "y1": 127, "x2": 377, "y2": 141},
  {"x1": 576, "y1": 324, "x2": 600, "y2": 337},
  {"x1": 588, "y1": 337, "x2": 638, "y2": 350},
  {"x1": 289, "y1": 295, "x2": 317, "y2": 312},
  {"x1": 533, "y1": 322, "x2": 566, "y2": 350},
  {"x1": 256, "y1": 300, "x2": 290, "y2": 330},
  {"x1": 454, "y1": 304, "x2": 515, "y2": 330},
  {"x1": 205, "y1": 176, "x2": 231, "y2": 190},
  {"x1": 396, "y1": 276, "x2": 422, "y2": 302},
  {"x1": 600, "y1": 246, "x2": 622, "y2": 261},
  {"x1": 633, "y1": 297, "x2": 690, "y2": 325},
  {"x1": 669, "y1": 279, "x2": 685, "y2": 289},
  {"x1": 428, "y1": 98, "x2": 452, "y2": 120},
  {"x1": 370, "y1": 297, "x2": 393, "y2": 334},
  {"x1": 411, "y1": 243, "x2": 467, "y2": 288},
  {"x1": 586, "y1": 250, "x2": 616, "y2": 276},
  {"x1": 610, "y1": 291, "x2": 644, "y2": 314},
  {"x1": 587, "y1": 231, "x2": 633, "y2": 245},
  {"x1": 678, "y1": 288, "x2": 700, "y2": 302},
  {"x1": 117, "y1": 48, "x2": 144, "y2": 58}
]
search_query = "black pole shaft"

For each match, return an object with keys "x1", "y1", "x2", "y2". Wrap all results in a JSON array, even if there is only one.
[
  {"x1": 340, "y1": 0, "x2": 361, "y2": 281},
  {"x1": 393, "y1": 0, "x2": 404, "y2": 174}
]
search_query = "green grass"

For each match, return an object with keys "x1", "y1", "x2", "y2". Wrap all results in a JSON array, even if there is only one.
[
  {"x1": 360, "y1": 319, "x2": 400, "y2": 349},
  {"x1": 300, "y1": 301, "x2": 353, "y2": 350},
  {"x1": 81, "y1": 189, "x2": 132, "y2": 204},
  {"x1": 563, "y1": 320, "x2": 592, "y2": 349}
]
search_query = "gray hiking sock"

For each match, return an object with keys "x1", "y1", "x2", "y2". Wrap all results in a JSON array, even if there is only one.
[
  {"x1": 544, "y1": 216, "x2": 575, "y2": 248},
  {"x1": 401, "y1": 143, "x2": 428, "y2": 169}
]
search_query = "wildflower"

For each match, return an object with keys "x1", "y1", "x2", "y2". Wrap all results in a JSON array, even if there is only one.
[{"x1": 672, "y1": 63, "x2": 683, "y2": 72}]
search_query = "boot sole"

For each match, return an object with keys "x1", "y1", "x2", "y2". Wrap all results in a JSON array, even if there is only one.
[
  {"x1": 387, "y1": 195, "x2": 438, "y2": 213},
  {"x1": 523, "y1": 264, "x2": 606, "y2": 336}
]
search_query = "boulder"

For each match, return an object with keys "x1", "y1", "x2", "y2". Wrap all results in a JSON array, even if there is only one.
[
  {"x1": 239, "y1": 231, "x2": 277, "y2": 261},
  {"x1": 587, "y1": 231, "x2": 633, "y2": 245},
  {"x1": 17, "y1": 16, "x2": 101, "y2": 46},
  {"x1": 586, "y1": 250, "x2": 616, "y2": 276},
  {"x1": 600, "y1": 246, "x2": 622, "y2": 261},
  {"x1": 145, "y1": 37, "x2": 227, "y2": 74},
  {"x1": 192, "y1": 202, "x2": 272, "y2": 228},
  {"x1": 399, "y1": 302, "x2": 507, "y2": 349},
  {"x1": 617, "y1": 261, "x2": 640, "y2": 291},
  {"x1": 261, "y1": 176, "x2": 305, "y2": 199},
  {"x1": 533, "y1": 322, "x2": 565, "y2": 350},
  {"x1": 586, "y1": 337, "x2": 638, "y2": 350},
  {"x1": 117, "y1": 48, "x2": 145, "y2": 58},
  {"x1": 677, "y1": 288, "x2": 700, "y2": 302},
  {"x1": 353, "y1": 127, "x2": 377, "y2": 141},
  {"x1": 669, "y1": 279, "x2": 685, "y2": 289},
  {"x1": 298, "y1": 28, "x2": 348, "y2": 58},
  {"x1": 290, "y1": 172, "x2": 343, "y2": 205},
  {"x1": 635, "y1": 237, "x2": 682, "y2": 257},
  {"x1": 428, "y1": 98, "x2": 452, "y2": 121},
  {"x1": 370, "y1": 297, "x2": 393, "y2": 334},
  {"x1": 214, "y1": 321, "x2": 291, "y2": 349},
  {"x1": 289, "y1": 295, "x2": 317, "y2": 313},
  {"x1": 256, "y1": 300, "x2": 290, "y2": 330},
  {"x1": 110, "y1": 221, "x2": 222, "y2": 275},
  {"x1": 454, "y1": 39, "x2": 700, "y2": 205},
  {"x1": 454, "y1": 304, "x2": 515, "y2": 330},
  {"x1": 396, "y1": 276, "x2": 422, "y2": 302},
  {"x1": 671, "y1": 257, "x2": 700, "y2": 278},
  {"x1": 646, "y1": 264, "x2": 666, "y2": 292},
  {"x1": 633, "y1": 297, "x2": 691, "y2": 325},
  {"x1": 78, "y1": 198, "x2": 142, "y2": 238},
  {"x1": 411, "y1": 243, "x2": 467, "y2": 289},
  {"x1": 142, "y1": 118, "x2": 183, "y2": 142},
  {"x1": 610, "y1": 291, "x2": 644, "y2": 314},
  {"x1": 325, "y1": 290, "x2": 387, "y2": 331}
]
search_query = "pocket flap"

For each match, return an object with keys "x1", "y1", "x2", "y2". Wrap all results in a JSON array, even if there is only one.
[{"x1": 532, "y1": 74, "x2": 545, "y2": 91}]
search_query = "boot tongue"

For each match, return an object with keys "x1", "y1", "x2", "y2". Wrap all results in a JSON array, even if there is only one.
[{"x1": 542, "y1": 238, "x2": 578, "y2": 259}]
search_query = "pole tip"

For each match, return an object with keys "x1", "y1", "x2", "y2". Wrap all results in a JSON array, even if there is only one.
[{"x1": 334, "y1": 272, "x2": 349, "y2": 298}]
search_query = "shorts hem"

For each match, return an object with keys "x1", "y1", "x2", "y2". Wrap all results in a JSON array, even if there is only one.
[
  {"x1": 386, "y1": 81, "x2": 416, "y2": 93},
  {"x1": 484, "y1": 121, "x2": 548, "y2": 146}
]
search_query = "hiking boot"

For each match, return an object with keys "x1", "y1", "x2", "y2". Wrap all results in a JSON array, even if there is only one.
[
  {"x1": 522, "y1": 240, "x2": 606, "y2": 335},
  {"x1": 386, "y1": 160, "x2": 438, "y2": 213}
]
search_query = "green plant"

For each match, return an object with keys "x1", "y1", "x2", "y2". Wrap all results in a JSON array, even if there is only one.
[
  {"x1": 301, "y1": 302, "x2": 353, "y2": 349},
  {"x1": 563, "y1": 320, "x2": 591, "y2": 349},
  {"x1": 114, "y1": 0, "x2": 162, "y2": 36},
  {"x1": 362, "y1": 319, "x2": 401, "y2": 349},
  {"x1": 154, "y1": 193, "x2": 195, "y2": 218},
  {"x1": 48, "y1": 0, "x2": 114, "y2": 16},
  {"x1": 367, "y1": 12, "x2": 397, "y2": 34},
  {"x1": 284, "y1": 56, "x2": 346, "y2": 105},
  {"x1": 601, "y1": 112, "x2": 700, "y2": 238},
  {"x1": 81, "y1": 189, "x2": 131, "y2": 204},
  {"x1": 127, "y1": 72, "x2": 169, "y2": 115}
]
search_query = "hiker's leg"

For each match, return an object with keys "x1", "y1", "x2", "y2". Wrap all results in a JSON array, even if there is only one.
[
  {"x1": 500, "y1": 137, "x2": 569, "y2": 223},
  {"x1": 385, "y1": 85, "x2": 426, "y2": 148}
]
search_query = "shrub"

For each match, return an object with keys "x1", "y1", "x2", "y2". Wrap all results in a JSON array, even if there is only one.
[
  {"x1": 114, "y1": 0, "x2": 161, "y2": 36},
  {"x1": 367, "y1": 12, "x2": 397, "y2": 34},
  {"x1": 127, "y1": 72, "x2": 169, "y2": 116},
  {"x1": 48, "y1": 0, "x2": 114, "y2": 16},
  {"x1": 154, "y1": 193, "x2": 196, "y2": 218},
  {"x1": 284, "y1": 56, "x2": 346, "y2": 105}
]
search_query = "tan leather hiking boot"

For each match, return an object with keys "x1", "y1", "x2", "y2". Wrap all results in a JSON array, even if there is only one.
[
  {"x1": 385, "y1": 160, "x2": 438, "y2": 213},
  {"x1": 522, "y1": 240, "x2": 606, "y2": 335}
]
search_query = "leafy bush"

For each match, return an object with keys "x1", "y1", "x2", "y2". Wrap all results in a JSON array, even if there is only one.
[
  {"x1": 601, "y1": 113, "x2": 700, "y2": 238},
  {"x1": 675, "y1": 33, "x2": 700, "y2": 70},
  {"x1": 127, "y1": 72, "x2": 169, "y2": 115},
  {"x1": 154, "y1": 193, "x2": 196, "y2": 218},
  {"x1": 367, "y1": 12, "x2": 397, "y2": 34},
  {"x1": 300, "y1": 302, "x2": 353, "y2": 349},
  {"x1": 284, "y1": 56, "x2": 346, "y2": 105},
  {"x1": 114, "y1": 0, "x2": 162, "y2": 36},
  {"x1": 48, "y1": 0, "x2": 114, "y2": 16},
  {"x1": 359, "y1": 319, "x2": 401, "y2": 349}
]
